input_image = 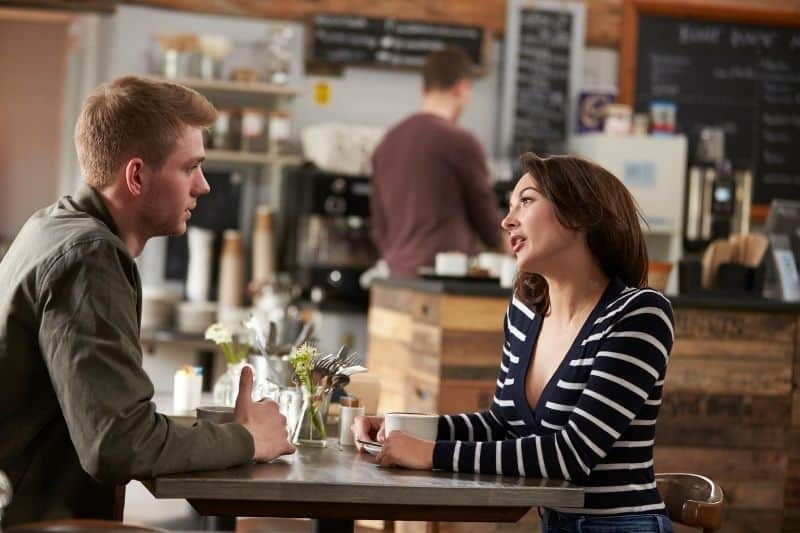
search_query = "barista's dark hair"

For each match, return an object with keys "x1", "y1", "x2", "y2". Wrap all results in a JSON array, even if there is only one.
[
  {"x1": 513, "y1": 153, "x2": 649, "y2": 315},
  {"x1": 422, "y1": 46, "x2": 473, "y2": 91}
]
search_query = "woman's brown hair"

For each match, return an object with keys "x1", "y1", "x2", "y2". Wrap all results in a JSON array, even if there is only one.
[{"x1": 512, "y1": 153, "x2": 649, "y2": 315}]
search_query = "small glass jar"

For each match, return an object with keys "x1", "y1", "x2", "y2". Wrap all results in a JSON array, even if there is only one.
[
  {"x1": 213, "y1": 360, "x2": 247, "y2": 407},
  {"x1": 292, "y1": 386, "x2": 327, "y2": 447},
  {"x1": 211, "y1": 108, "x2": 240, "y2": 150},
  {"x1": 241, "y1": 108, "x2": 269, "y2": 153}
]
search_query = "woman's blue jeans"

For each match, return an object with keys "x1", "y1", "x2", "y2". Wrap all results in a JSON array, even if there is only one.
[{"x1": 540, "y1": 508, "x2": 674, "y2": 533}]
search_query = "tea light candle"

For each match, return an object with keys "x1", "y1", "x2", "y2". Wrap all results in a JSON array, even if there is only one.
[{"x1": 173, "y1": 365, "x2": 203, "y2": 413}]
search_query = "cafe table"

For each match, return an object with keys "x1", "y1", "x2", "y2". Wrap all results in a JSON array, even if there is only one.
[{"x1": 143, "y1": 439, "x2": 584, "y2": 533}]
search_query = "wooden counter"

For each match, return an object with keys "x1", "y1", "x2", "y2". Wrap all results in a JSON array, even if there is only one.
[{"x1": 367, "y1": 278, "x2": 800, "y2": 533}]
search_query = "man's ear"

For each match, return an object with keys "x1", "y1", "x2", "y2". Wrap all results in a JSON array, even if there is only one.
[
  {"x1": 454, "y1": 79, "x2": 471, "y2": 98},
  {"x1": 123, "y1": 158, "x2": 145, "y2": 197}
]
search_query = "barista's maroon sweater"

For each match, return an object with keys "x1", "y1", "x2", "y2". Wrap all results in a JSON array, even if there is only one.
[{"x1": 370, "y1": 113, "x2": 502, "y2": 278}]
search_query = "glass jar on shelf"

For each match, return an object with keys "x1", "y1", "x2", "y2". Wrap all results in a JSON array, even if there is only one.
[
  {"x1": 211, "y1": 107, "x2": 241, "y2": 151},
  {"x1": 268, "y1": 111, "x2": 292, "y2": 155},
  {"x1": 241, "y1": 108, "x2": 269, "y2": 153}
]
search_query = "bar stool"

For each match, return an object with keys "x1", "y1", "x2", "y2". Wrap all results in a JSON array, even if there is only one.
[{"x1": 655, "y1": 472, "x2": 724, "y2": 532}]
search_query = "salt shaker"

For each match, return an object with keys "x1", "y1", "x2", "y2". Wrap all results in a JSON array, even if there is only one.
[{"x1": 338, "y1": 396, "x2": 364, "y2": 446}]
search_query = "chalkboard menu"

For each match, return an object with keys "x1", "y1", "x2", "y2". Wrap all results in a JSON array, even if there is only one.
[
  {"x1": 310, "y1": 13, "x2": 484, "y2": 69},
  {"x1": 634, "y1": 15, "x2": 800, "y2": 204},
  {"x1": 500, "y1": 0, "x2": 585, "y2": 156},
  {"x1": 513, "y1": 9, "x2": 572, "y2": 151}
]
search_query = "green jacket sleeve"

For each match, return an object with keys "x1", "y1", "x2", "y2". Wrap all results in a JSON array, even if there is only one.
[{"x1": 37, "y1": 238, "x2": 254, "y2": 483}]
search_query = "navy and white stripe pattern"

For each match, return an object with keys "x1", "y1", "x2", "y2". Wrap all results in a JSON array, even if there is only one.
[{"x1": 432, "y1": 278, "x2": 674, "y2": 516}]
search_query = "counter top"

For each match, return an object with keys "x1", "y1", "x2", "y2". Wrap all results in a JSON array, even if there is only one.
[{"x1": 373, "y1": 277, "x2": 800, "y2": 313}]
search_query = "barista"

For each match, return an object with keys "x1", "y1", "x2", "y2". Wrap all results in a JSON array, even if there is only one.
[{"x1": 370, "y1": 47, "x2": 506, "y2": 278}]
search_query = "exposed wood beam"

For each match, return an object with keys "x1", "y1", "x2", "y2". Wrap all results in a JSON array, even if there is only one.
[
  {"x1": 0, "y1": 0, "x2": 115, "y2": 13},
  {"x1": 2, "y1": 0, "x2": 797, "y2": 46},
  {"x1": 0, "y1": 5, "x2": 76, "y2": 20}
]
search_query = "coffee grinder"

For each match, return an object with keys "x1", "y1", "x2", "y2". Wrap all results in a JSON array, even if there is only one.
[{"x1": 684, "y1": 127, "x2": 753, "y2": 249}]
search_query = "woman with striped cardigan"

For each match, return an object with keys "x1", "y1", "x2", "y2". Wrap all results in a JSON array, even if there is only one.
[{"x1": 354, "y1": 153, "x2": 675, "y2": 532}]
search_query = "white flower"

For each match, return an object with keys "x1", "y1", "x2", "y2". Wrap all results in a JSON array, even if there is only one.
[{"x1": 204, "y1": 323, "x2": 233, "y2": 345}]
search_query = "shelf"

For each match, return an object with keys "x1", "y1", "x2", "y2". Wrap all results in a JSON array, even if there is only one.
[
  {"x1": 205, "y1": 149, "x2": 302, "y2": 166},
  {"x1": 155, "y1": 76, "x2": 299, "y2": 97}
]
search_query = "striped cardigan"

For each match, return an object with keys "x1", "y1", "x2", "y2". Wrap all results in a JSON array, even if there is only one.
[{"x1": 431, "y1": 277, "x2": 675, "y2": 515}]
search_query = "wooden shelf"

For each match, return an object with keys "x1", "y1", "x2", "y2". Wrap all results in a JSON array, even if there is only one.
[
  {"x1": 204, "y1": 149, "x2": 301, "y2": 166},
  {"x1": 155, "y1": 76, "x2": 299, "y2": 97}
]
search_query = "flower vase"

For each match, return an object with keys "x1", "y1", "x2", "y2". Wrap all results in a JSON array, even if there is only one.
[
  {"x1": 292, "y1": 387, "x2": 327, "y2": 447},
  {"x1": 213, "y1": 361, "x2": 247, "y2": 407}
]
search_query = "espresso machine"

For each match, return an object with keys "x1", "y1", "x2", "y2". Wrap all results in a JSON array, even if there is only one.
[
  {"x1": 277, "y1": 163, "x2": 377, "y2": 311},
  {"x1": 684, "y1": 127, "x2": 753, "y2": 250}
]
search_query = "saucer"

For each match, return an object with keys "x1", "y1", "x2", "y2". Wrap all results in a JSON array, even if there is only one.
[{"x1": 357, "y1": 439, "x2": 382, "y2": 455}]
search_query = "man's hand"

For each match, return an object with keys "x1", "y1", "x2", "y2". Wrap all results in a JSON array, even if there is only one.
[
  {"x1": 375, "y1": 431, "x2": 434, "y2": 470},
  {"x1": 234, "y1": 366, "x2": 296, "y2": 462},
  {"x1": 352, "y1": 415, "x2": 385, "y2": 452}
]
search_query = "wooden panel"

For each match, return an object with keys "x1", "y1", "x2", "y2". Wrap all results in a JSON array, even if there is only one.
[
  {"x1": 787, "y1": 458, "x2": 800, "y2": 518},
  {"x1": 441, "y1": 330, "x2": 504, "y2": 367},
  {"x1": 671, "y1": 338, "x2": 793, "y2": 361},
  {"x1": 674, "y1": 309, "x2": 797, "y2": 343},
  {"x1": 656, "y1": 423, "x2": 788, "y2": 450},
  {"x1": 438, "y1": 380, "x2": 495, "y2": 415},
  {"x1": 408, "y1": 349, "x2": 441, "y2": 384},
  {"x1": 793, "y1": 391, "x2": 800, "y2": 426},
  {"x1": 655, "y1": 448, "x2": 787, "y2": 512},
  {"x1": 665, "y1": 357, "x2": 792, "y2": 395},
  {"x1": 659, "y1": 391, "x2": 791, "y2": 427},
  {"x1": 654, "y1": 446, "x2": 786, "y2": 482},
  {"x1": 370, "y1": 285, "x2": 411, "y2": 313},
  {"x1": 410, "y1": 322, "x2": 441, "y2": 355},
  {"x1": 723, "y1": 510, "x2": 784, "y2": 533},
  {"x1": 439, "y1": 295, "x2": 507, "y2": 332},
  {"x1": 367, "y1": 308, "x2": 412, "y2": 344},
  {"x1": 408, "y1": 292, "x2": 441, "y2": 325},
  {"x1": 405, "y1": 369, "x2": 439, "y2": 415},
  {"x1": 368, "y1": 336, "x2": 410, "y2": 413}
]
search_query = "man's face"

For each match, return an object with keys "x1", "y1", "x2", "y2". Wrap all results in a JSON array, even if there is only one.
[{"x1": 140, "y1": 126, "x2": 210, "y2": 237}]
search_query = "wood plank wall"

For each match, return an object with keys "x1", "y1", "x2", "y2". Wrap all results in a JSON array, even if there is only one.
[
  {"x1": 367, "y1": 284, "x2": 800, "y2": 532},
  {"x1": 15, "y1": 0, "x2": 800, "y2": 46}
]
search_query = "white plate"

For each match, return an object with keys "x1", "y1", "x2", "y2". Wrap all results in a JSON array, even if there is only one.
[{"x1": 358, "y1": 440, "x2": 382, "y2": 455}]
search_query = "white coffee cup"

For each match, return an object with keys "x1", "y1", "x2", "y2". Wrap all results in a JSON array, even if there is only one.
[
  {"x1": 435, "y1": 252, "x2": 468, "y2": 276},
  {"x1": 477, "y1": 252, "x2": 504, "y2": 278},
  {"x1": 500, "y1": 256, "x2": 517, "y2": 289},
  {"x1": 384, "y1": 412, "x2": 439, "y2": 441}
]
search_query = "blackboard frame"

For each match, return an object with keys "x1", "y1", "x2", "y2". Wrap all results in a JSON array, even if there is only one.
[
  {"x1": 499, "y1": 0, "x2": 586, "y2": 157},
  {"x1": 618, "y1": 0, "x2": 800, "y2": 220},
  {"x1": 304, "y1": 12, "x2": 492, "y2": 76}
]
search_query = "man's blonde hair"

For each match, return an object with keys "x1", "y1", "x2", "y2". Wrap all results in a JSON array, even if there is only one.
[{"x1": 75, "y1": 75, "x2": 217, "y2": 188}]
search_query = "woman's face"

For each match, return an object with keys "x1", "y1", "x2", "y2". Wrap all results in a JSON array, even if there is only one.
[{"x1": 501, "y1": 173, "x2": 582, "y2": 273}]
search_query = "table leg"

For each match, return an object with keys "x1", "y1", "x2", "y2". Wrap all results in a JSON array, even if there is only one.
[{"x1": 312, "y1": 518, "x2": 354, "y2": 533}]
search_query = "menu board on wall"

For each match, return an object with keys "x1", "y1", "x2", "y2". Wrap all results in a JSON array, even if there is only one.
[
  {"x1": 634, "y1": 14, "x2": 800, "y2": 204},
  {"x1": 500, "y1": 0, "x2": 585, "y2": 156},
  {"x1": 310, "y1": 13, "x2": 485, "y2": 70}
]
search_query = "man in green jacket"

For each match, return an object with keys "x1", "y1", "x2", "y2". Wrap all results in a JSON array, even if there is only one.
[{"x1": 0, "y1": 76, "x2": 295, "y2": 525}]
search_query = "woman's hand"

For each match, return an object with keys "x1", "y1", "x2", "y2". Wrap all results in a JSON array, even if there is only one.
[
  {"x1": 375, "y1": 431, "x2": 434, "y2": 470},
  {"x1": 352, "y1": 415, "x2": 385, "y2": 452}
]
